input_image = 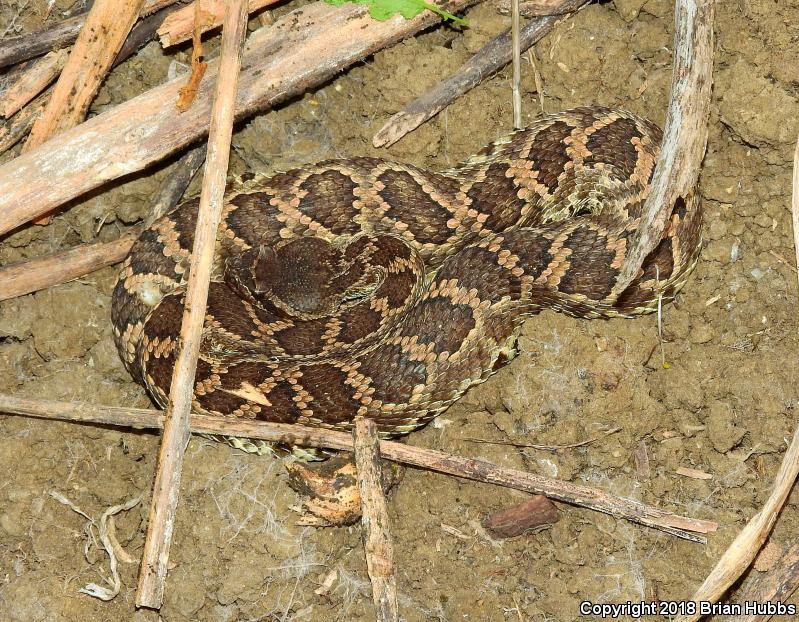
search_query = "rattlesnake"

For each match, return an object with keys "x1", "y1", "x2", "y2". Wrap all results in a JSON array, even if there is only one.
[{"x1": 111, "y1": 107, "x2": 702, "y2": 447}]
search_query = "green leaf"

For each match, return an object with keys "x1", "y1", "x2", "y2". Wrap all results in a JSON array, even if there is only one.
[{"x1": 326, "y1": 0, "x2": 469, "y2": 26}]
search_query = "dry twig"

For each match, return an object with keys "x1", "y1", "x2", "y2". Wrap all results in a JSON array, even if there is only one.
[
  {"x1": 0, "y1": 234, "x2": 135, "y2": 302},
  {"x1": 24, "y1": 0, "x2": 146, "y2": 151},
  {"x1": 0, "y1": 59, "x2": 33, "y2": 95},
  {"x1": 794, "y1": 135, "x2": 799, "y2": 286},
  {"x1": 726, "y1": 543, "x2": 799, "y2": 622},
  {"x1": 675, "y1": 466, "x2": 712, "y2": 480},
  {"x1": 176, "y1": 0, "x2": 212, "y2": 111},
  {"x1": 0, "y1": 90, "x2": 47, "y2": 154},
  {"x1": 372, "y1": 0, "x2": 587, "y2": 148},
  {"x1": 0, "y1": 0, "x2": 483, "y2": 237},
  {"x1": 146, "y1": 143, "x2": 207, "y2": 226},
  {"x1": 0, "y1": 49, "x2": 67, "y2": 118},
  {"x1": 0, "y1": 3, "x2": 183, "y2": 155},
  {"x1": 0, "y1": 0, "x2": 179, "y2": 69},
  {"x1": 673, "y1": 133, "x2": 799, "y2": 622},
  {"x1": 466, "y1": 426, "x2": 621, "y2": 451},
  {"x1": 115, "y1": 2, "x2": 188, "y2": 67},
  {"x1": 511, "y1": 0, "x2": 522, "y2": 129},
  {"x1": 0, "y1": 394, "x2": 718, "y2": 541},
  {"x1": 495, "y1": 0, "x2": 580, "y2": 15},
  {"x1": 611, "y1": 0, "x2": 714, "y2": 297},
  {"x1": 135, "y1": 0, "x2": 249, "y2": 609},
  {"x1": 0, "y1": 141, "x2": 203, "y2": 303},
  {"x1": 23, "y1": 0, "x2": 146, "y2": 225},
  {"x1": 354, "y1": 418, "x2": 399, "y2": 622},
  {"x1": 675, "y1": 426, "x2": 799, "y2": 621},
  {"x1": 0, "y1": 13, "x2": 85, "y2": 70},
  {"x1": 158, "y1": 0, "x2": 277, "y2": 47}
]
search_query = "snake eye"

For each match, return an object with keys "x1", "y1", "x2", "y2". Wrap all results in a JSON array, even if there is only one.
[{"x1": 341, "y1": 267, "x2": 384, "y2": 304}]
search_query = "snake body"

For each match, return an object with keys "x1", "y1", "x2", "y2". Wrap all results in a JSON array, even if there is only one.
[{"x1": 112, "y1": 107, "x2": 702, "y2": 440}]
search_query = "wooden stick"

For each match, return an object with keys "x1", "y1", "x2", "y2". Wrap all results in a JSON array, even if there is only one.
[
  {"x1": 511, "y1": 0, "x2": 522, "y2": 130},
  {"x1": 0, "y1": 234, "x2": 135, "y2": 302},
  {"x1": 727, "y1": 543, "x2": 799, "y2": 622},
  {"x1": 372, "y1": 0, "x2": 587, "y2": 148},
  {"x1": 0, "y1": 13, "x2": 84, "y2": 70},
  {"x1": 0, "y1": 394, "x2": 718, "y2": 540},
  {"x1": 0, "y1": 142, "x2": 203, "y2": 303},
  {"x1": 0, "y1": 49, "x2": 67, "y2": 118},
  {"x1": 0, "y1": 0, "x2": 482, "y2": 238},
  {"x1": 794, "y1": 135, "x2": 799, "y2": 290},
  {"x1": 610, "y1": 0, "x2": 714, "y2": 298},
  {"x1": 24, "y1": 0, "x2": 145, "y2": 224},
  {"x1": 0, "y1": 59, "x2": 33, "y2": 95},
  {"x1": 672, "y1": 132, "x2": 799, "y2": 622},
  {"x1": 24, "y1": 0, "x2": 146, "y2": 151},
  {"x1": 674, "y1": 426, "x2": 799, "y2": 621},
  {"x1": 0, "y1": 3, "x2": 182, "y2": 156},
  {"x1": 142, "y1": 0, "x2": 188, "y2": 14},
  {"x1": 0, "y1": 90, "x2": 47, "y2": 154},
  {"x1": 0, "y1": 144, "x2": 202, "y2": 301},
  {"x1": 0, "y1": 0, "x2": 179, "y2": 69},
  {"x1": 136, "y1": 0, "x2": 249, "y2": 610},
  {"x1": 115, "y1": 2, "x2": 188, "y2": 68},
  {"x1": 158, "y1": 0, "x2": 277, "y2": 48},
  {"x1": 495, "y1": 0, "x2": 580, "y2": 15},
  {"x1": 146, "y1": 143, "x2": 207, "y2": 226},
  {"x1": 354, "y1": 418, "x2": 398, "y2": 622},
  {"x1": 175, "y1": 1, "x2": 210, "y2": 112}
]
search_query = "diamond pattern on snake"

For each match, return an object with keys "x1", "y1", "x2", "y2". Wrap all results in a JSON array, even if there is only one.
[{"x1": 111, "y1": 106, "x2": 702, "y2": 523}]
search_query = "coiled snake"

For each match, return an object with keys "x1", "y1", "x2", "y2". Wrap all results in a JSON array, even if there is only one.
[{"x1": 112, "y1": 107, "x2": 702, "y2": 450}]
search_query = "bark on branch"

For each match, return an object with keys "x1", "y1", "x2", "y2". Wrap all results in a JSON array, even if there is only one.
[
  {"x1": 610, "y1": 0, "x2": 714, "y2": 298},
  {"x1": 0, "y1": 0, "x2": 180, "y2": 70},
  {"x1": 135, "y1": 0, "x2": 248, "y2": 609},
  {"x1": 0, "y1": 394, "x2": 718, "y2": 541},
  {"x1": 373, "y1": 0, "x2": 588, "y2": 148},
  {"x1": 0, "y1": 0, "x2": 480, "y2": 238},
  {"x1": 354, "y1": 418, "x2": 399, "y2": 622}
]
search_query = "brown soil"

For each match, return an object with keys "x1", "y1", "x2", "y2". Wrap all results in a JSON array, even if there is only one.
[{"x1": 1, "y1": 0, "x2": 799, "y2": 620}]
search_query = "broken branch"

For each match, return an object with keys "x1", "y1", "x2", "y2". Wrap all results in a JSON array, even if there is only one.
[
  {"x1": 354, "y1": 417, "x2": 399, "y2": 622},
  {"x1": 0, "y1": 140, "x2": 203, "y2": 303},
  {"x1": 373, "y1": 0, "x2": 587, "y2": 148},
  {"x1": 146, "y1": 143, "x2": 207, "y2": 226},
  {"x1": 495, "y1": 0, "x2": 581, "y2": 15},
  {"x1": 0, "y1": 394, "x2": 718, "y2": 541},
  {"x1": 158, "y1": 0, "x2": 278, "y2": 48},
  {"x1": 0, "y1": 234, "x2": 135, "y2": 301},
  {"x1": 0, "y1": 13, "x2": 85, "y2": 70},
  {"x1": 0, "y1": 0, "x2": 180, "y2": 69},
  {"x1": 135, "y1": 0, "x2": 249, "y2": 609},
  {"x1": 610, "y1": 0, "x2": 714, "y2": 298},
  {"x1": 24, "y1": 0, "x2": 147, "y2": 151},
  {"x1": 0, "y1": 90, "x2": 47, "y2": 154},
  {"x1": 728, "y1": 543, "x2": 799, "y2": 622},
  {"x1": 0, "y1": 49, "x2": 67, "y2": 118},
  {"x1": 0, "y1": 0, "x2": 483, "y2": 237}
]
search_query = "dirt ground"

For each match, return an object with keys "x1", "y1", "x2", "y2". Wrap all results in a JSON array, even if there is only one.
[{"x1": 1, "y1": 0, "x2": 799, "y2": 620}]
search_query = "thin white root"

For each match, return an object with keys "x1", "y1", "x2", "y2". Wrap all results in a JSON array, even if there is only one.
[{"x1": 50, "y1": 492, "x2": 142, "y2": 601}]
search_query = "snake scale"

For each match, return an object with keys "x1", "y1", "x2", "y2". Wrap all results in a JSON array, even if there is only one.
[{"x1": 111, "y1": 107, "x2": 702, "y2": 446}]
